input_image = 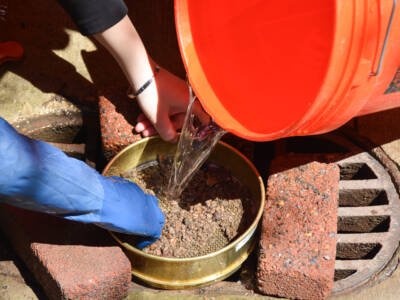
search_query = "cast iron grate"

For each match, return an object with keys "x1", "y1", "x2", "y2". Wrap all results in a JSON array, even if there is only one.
[
  {"x1": 282, "y1": 132, "x2": 400, "y2": 295},
  {"x1": 333, "y1": 149, "x2": 400, "y2": 294}
]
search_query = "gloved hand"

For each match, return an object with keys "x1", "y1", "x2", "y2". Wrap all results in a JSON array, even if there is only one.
[{"x1": 0, "y1": 117, "x2": 164, "y2": 249}]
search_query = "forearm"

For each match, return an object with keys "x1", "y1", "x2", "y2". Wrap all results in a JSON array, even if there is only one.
[
  {"x1": 93, "y1": 15, "x2": 155, "y2": 94},
  {"x1": 0, "y1": 117, "x2": 164, "y2": 243},
  {"x1": 58, "y1": 0, "x2": 192, "y2": 142},
  {"x1": 0, "y1": 117, "x2": 102, "y2": 215}
]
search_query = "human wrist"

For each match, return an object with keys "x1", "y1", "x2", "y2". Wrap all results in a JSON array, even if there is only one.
[{"x1": 127, "y1": 65, "x2": 160, "y2": 100}]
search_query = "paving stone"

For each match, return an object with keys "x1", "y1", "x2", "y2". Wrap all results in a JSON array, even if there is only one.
[
  {"x1": 126, "y1": 281, "x2": 269, "y2": 300},
  {"x1": 257, "y1": 161, "x2": 339, "y2": 300},
  {"x1": 0, "y1": 205, "x2": 131, "y2": 300},
  {"x1": 98, "y1": 89, "x2": 143, "y2": 160}
]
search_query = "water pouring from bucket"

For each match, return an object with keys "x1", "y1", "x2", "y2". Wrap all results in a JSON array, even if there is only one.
[{"x1": 167, "y1": 83, "x2": 226, "y2": 199}]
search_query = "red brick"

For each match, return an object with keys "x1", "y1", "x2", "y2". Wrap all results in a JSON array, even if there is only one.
[
  {"x1": 0, "y1": 205, "x2": 131, "y2": 300},
  {"x1": 98, "y1": 89, "x2": 143, "y2": 160},
  {"x1": 257, "y1": 161, "x2": 339, "y2": 300}
]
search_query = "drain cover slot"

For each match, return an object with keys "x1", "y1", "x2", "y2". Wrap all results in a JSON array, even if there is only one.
[
  {"x1": 339, "y1": 163, "x2": 378, "y2": 180},
  {"x1": 336, "y1": 243, "x2": 382, "y2": 260},
  {"x1": 338, "y1": 216, "x2": 390, "y2": 233},
  {"x1": 339, "y1": 189, "x2": 388, "y2": 207}
]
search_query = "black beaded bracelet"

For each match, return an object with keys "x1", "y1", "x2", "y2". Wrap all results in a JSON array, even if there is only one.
[{"x1": 127, "y1": 66, "x2": 160, "y2": 99}]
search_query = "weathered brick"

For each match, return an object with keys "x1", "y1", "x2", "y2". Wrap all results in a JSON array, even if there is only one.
[
  {"x1": 0, "y1": 205, "x2": 131, "y2": 300},
  {"x1": 98, "y1": 89, "x2": 143, "y2": 160},
  {"x1": 257, "y1": 161, "x2": 339, "y2": 300}
]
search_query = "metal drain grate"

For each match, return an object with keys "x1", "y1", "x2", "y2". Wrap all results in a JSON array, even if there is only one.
[
  {"x1": 333, "y1": 150, "x2": 400, "y2": 294},
  {"x1": 281, "y1": 132, "x2": 400, "y2": 295}
]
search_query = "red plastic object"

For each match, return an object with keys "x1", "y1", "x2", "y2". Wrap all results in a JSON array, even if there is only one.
[
  {"x1": 0, "y1": 41, "x2": 23, "y2": 64},
  {"x1": 175, "y1": 0, "x2": 400, "y2": 141}
]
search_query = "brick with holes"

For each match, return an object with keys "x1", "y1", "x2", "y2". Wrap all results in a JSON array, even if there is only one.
[{"x1": 257, "y1": 161, "x2": 339, "y2": 300}]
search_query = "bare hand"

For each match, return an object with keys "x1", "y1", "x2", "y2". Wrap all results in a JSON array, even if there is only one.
[{"x1": 134, "y1": 66, "x2": 210, "y2": 142}]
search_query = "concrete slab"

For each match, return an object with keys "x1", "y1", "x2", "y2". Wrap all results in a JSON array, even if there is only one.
[
  {"x1": 125, "y1": 281, "x2": 270, "y2": 300},
  {"x1": 0, "y1": 264, "x2": 39, "y2": 300}
]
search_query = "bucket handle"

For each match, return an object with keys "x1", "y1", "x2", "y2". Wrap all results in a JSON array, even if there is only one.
[{"x1": 370, "y1": 0, "x2": 397, "y2": 76}]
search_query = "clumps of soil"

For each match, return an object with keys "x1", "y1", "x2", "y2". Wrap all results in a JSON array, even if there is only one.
[{"x1": 118, "y1": 156, "x2": 254, "y2": 258}]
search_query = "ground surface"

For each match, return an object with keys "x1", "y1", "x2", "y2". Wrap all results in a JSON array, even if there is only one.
[{"x1": 1, "y1": 0, "x2": 400, "y2": 299}]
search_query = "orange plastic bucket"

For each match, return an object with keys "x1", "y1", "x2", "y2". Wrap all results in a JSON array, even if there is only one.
[{"x1": 175, "y1": 0, "x2": 400, "y2": 141}]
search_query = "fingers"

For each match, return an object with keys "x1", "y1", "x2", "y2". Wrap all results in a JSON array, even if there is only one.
[
  {"x1": 142, "y1": 127, "x2": 157, "y2": 137},
  {"x1": 134, "y1": 113, "x2": 156, "y2": 137},
  {"x1": 154, "y1": 114, "x2": 178, "y2": 143},
  {"x1": 135, "y1": 118, "x2": 152, "y2": 132},
  {"x1": 135, "y1": 113, "x2": 185, "y2": 140}
]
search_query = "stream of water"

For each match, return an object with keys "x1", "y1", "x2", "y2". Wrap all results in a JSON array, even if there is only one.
[{"x1": 167, "y1": 84, "x2": 227, "y2": 199}]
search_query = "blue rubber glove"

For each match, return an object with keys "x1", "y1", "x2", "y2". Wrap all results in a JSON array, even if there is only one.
[{"x1": 0, "y1": 117, "x2": 164, "y2": 249}]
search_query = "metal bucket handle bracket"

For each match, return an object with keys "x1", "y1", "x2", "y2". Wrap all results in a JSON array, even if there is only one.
[{"x1": 370, "y1": 0, "x2": 397, "y2": 76}]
